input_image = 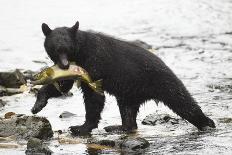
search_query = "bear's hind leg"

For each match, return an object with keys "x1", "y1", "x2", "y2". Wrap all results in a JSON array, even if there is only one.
[
  {"x1": 104, "y1": 99, "x2": 140, "y2": 133},
  {"x1": 119, "y1": 103, "x2": 140, "y2": 131},
  {"x1": 69, "y1": 82, "x2": 105, "y2": 136},
  {"x1": 159, "y1": 84, "x2": 215, "y2": 130}
]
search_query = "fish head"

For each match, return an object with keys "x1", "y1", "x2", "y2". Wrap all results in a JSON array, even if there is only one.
[
  {"x1": 42, "y1": 21, "x2": 79, "y2": 69},
  {"x1": 32, "y1": 68, "x2": 54, "y2": 85}
]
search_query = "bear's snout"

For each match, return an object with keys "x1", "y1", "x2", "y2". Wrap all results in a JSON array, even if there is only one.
[{"x1": 57, "y1": 53, "x2": 70, "y2": 69}]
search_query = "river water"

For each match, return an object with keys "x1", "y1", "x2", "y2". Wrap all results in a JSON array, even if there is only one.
[{"x1": 0, "y1": 0, "x2": 232, "y2": 154}]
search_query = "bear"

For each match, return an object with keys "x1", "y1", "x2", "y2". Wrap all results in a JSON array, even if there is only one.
[{"x1": 31, "y1": 21, "x2": 215, "y2": 136}]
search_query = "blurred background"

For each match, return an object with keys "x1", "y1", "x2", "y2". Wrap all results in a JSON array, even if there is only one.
[{"x1": 0, "y1": 0, "x2": 232, "y2": 154}]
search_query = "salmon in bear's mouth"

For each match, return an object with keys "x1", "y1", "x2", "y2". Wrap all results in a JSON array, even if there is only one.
[{"x1": 31, "y1": 63, "x2": 104, "y2": 95}]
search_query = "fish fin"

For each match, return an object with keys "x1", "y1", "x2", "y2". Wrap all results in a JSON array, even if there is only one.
[
  {"x1": 89, "y1": 79, "x2": 104, "y2": 95},
  {"x1": 30, "y1": 79, "x2": 43, "y2": 85},
  {"x1": 53, "y1": 82, "x2": 62, "y2": 93},
  {"x1": 76, "y1": 80, "x2": 81, "y2": 88}
]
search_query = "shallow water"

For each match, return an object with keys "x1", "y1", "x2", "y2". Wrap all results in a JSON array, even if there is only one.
[{"x1": 1, "y1": 0, "x2": 232, "y2": 154}]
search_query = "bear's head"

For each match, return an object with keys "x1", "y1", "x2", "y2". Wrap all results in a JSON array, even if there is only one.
[{"x1": 41, "y1": 21, "x2": 79, "y2": 69}]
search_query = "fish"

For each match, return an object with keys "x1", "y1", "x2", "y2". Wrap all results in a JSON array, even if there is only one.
[{"x1": 31, "y1": 64, "x2": 103, "y2": 95}]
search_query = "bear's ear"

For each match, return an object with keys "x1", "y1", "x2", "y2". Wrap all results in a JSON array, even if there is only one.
[
  {"x1": 42, "y1": 23, "x2": 52, "y2": 36},
  {"x1": 70, "y1": 21, "x2": 79, "y2": 34}
]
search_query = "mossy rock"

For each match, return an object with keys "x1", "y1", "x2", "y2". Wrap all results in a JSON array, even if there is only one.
[
  {"x1": 0, "y1": 69, "x2": 26, "y2": 88},
  {"x1": 0, "y1": 114, "x2": 53, "y2": 140}
]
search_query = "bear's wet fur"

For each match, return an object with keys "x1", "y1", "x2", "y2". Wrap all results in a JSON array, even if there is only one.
[{"x1": 32, "y1": 21, "x2": 215, "y2": 135}]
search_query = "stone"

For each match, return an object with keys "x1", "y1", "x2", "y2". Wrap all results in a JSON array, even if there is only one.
[
  {"x1": 0, "y1": 69, "x2": 26, "y2": 88},
  {"x1": 0, "y1": 85, "x2": 24, "y2": 97},
  {"x1": 0, "y1": 114, "x2": 53, "y2": 140},
  {"x1": 142, "y1": 114, "x2": 179, "y2": 126},
  {"x1": 59, "y1": 111, "x2": 76, "y2": 118},
  {"x1": 25, "y1": 137, "x2": 52, "y2": 155},
  {"x1": 219, "y1": 117, "x2": 232, "y2": 123},
  {"x1": 120, "y1": 137, "x2": 150, "y2": 151},
  {"x1": 0, "y1": 99, "x2": 6, "y2": 108},
  {"x1": 97, "y1": 139, "x2": 116, "y2": 147},
  {"x1": 0, "y1": 143, "x2": 20, "y2": 149},
  {"x1": 4, "y1": 112, "x2": 16, "y2": 119},
  {"x1": 23, "y1": 70, "x2": 36, "y2": 81}
]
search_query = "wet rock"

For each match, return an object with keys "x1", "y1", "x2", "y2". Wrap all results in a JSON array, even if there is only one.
[
  {"x1": 142, "y1": 114, "x2": 179, "y2": 126},
  {"x1": 120, "y1": 137, "x2": 149, "y2": 151},
  {"x1": 207, "y1": 84, "x2": 232, "y2": 93},
  {"x1": 0, "y1": 114, "x2": 53, "y2": 140},
  {"x1": 0, "y1": 99, "x2": 6, "y2": 108},
  {"x1": 104, "y1": 125, "x2": 123, "y2": 133},
  {"x1": 0, "y1": 69, "x2": 26, "y2": 88},
  {"x1": 4, "y1": 112, "x2": 16, "y2": 119},
  {"x1": 58, "y1": 136, "x2": 81, "y2": 144},
  {"x1": 97, "y1": 139, "x2": 116, "y2": 147},
  {"x1": 219, "y1": 117, "x2": 232, "y2": 123},
  {"x1": 57, "y1": 130, "x2": 63, "y2": 134},
  {"x1": 23, "y1": 70, "x2": 36, "y2": 81},
  {"x1": 0, "y1": 143, "x2": 20, "y2": 149},
  {"x1": 0, "y1": 85, "x2": 25, "y2": 97},
  {"x1": 154, "y1": 43, "x2": 186, "y2": 50},
  {"x1": 32, "y1": 60, "x2": 48, "y2": 65},
  {"x1": 59, "y1": 111, "x2": 76, "y2": 118},
  {"x1": 25, "y1": 137, "x2": 52, "y2": 155},
  {"x1": 0, "y1": 85, "x2": 28, "y2": 97},
  {"x1": 0, "y1": 136, "x2": 15, "y2": 142},
  {"x1": 131, "y1": 40, "x2": 153, "y2": 50}
]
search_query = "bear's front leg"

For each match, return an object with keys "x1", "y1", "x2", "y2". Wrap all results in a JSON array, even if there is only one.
[
  {"x1": 31, "y1": 80, "x2": 74, "y2": 114},
  {"x1": 69, "y1": 82, "x2": 105, "y2": 136}
]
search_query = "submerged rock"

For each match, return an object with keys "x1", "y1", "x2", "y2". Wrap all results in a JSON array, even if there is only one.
[
  {"x1": 25, "y1": 137, "x2": 52, "y2": 155},
  {"x1": 0, "y1": 99, "x2": 6, "y2": 108},
  {"x1": 23, "y1": 70, "x2": 36, "y2": 81},
  {"x1": 97, "y1": 139, "x2": 116, "y2": 147},
  {"x1": 207, "y1": 84, "x2": 232, "y2": 93},
  {"x1": 219, "y1": 117, "x2": 232, "y2": 123},
  {"x1": 120, "y1": 137, "x2": 150, "y2": 152},
  {"x1": 0, "y1": 69, "x2": 26, "y2": 88},
  {"x1": 0, "y1": 143, "x2": 20, "y2": 149},
  {"x1": 0, "y1": 85, "x2": 25, "y2": 97},
  {"x1": 0, "y1": 114, "x2": 53, "y2": 140},
  {"x1": 59, "y1": 111, "x2": 76, "y2": 118},
  {"x1": 142, "y1": 114, "x2": 179, "y2": 126}
]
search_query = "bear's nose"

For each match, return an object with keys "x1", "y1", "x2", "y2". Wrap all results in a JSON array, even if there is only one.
[{"x1": 58, "y1": 53, "x2": 70, "y2": 69}]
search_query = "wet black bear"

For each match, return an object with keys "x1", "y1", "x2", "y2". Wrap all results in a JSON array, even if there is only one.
[{"x1": 31, "y1": 21, "x2": 215, "y2": 135}]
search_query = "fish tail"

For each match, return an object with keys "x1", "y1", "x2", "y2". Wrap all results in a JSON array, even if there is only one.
[{"x1": 89, "y1": 79, "x2": 104, "y2": 95}]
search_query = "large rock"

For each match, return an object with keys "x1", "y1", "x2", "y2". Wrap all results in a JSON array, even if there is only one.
[
  {"x1": 25, "y1": 137, "x2": 52, "y2": 155},
  {"x1": 0, "y1": 114, "x2": 53, "y2": 140},
  {"x1": 120, "y1": 137, "x2": 150, "y2": 152},
  {"x1": 0, "y1": 69, "x2": 26, "y2": 88},
  {"x1": 142, "y1": 114, "x2": 179, "y2": 126}
]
